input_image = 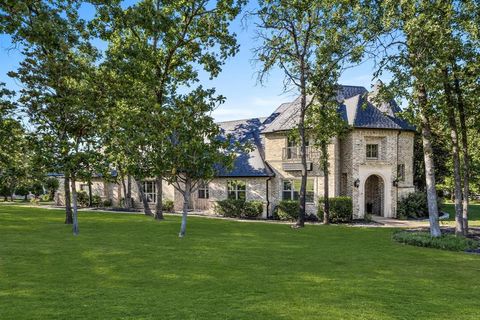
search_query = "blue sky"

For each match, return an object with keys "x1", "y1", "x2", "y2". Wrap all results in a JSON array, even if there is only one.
[{"x1": 0, "y1": 1, "x2": 384, "y2": 122}]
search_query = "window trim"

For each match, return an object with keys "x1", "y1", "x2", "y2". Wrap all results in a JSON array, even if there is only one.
[
  {"x1": 227, "y1": 180, "x2": 246, "y2": 200},
  {"x1": 198, "y1": 181, "x2": 209, "y2": 199},
  {"x1": 282, "y1": 179, "x2": 314, "y2": 203},
  {"x1": 366, "y1": 144, "x2": 379, "y2": 160},
  {"x1": 142, "y1": 180, "x2": 156, "y2": 203}
]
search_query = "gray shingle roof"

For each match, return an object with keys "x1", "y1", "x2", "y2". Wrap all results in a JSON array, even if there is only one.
[
  {"x1": 262, "y1": 85, "x2": 414, "y2": 133},
  {"x1": 216, "y1": 118, "x2": 274, "y2": 177},
  {"x1": 261, "y1": 85, "x2": 368, "y2": 133},
  {"x1": 339, "y1": 94, "x2": 415, "y2": 131}
]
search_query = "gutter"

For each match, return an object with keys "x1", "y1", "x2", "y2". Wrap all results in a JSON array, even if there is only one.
[
  {"x1": 266, "y1": 176, "x2": 272, "y2": 219},
  {"x1": 395, "y1": 130, "x2": 401, "y2": 216}
]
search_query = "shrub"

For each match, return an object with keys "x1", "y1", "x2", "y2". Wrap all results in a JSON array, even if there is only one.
[
  {"x1": 77, "y1": 191, "x2": 89, "y2": 207},
  {"x1": 30, "y1": 197, "x2": 40, "y2": 205},
  {"x1": 397, "y1": 192, "x2": 443, "y2": 219},
  {"x1": 102, "y1": 199, "x2": 113, "y2": 207},
  {"x1": 162, "y1": 199, "x2": 174, "y2": 212},
  {"x1": 274, "y1": 200, "x2": 299, "y2": 221},
  {"x1": 40, "y1": 194, "x2": 50, "y2": 202},
  {"x1": 92, "y1": 195, "x2": 102, "y2": 207},
  {"x1": 393, "y1": 231, "x2": 478, "y2": 252},
  {"x1": 243, "y1": 201, "x2": 263, "y2": 218},
  {"x1": 215, "y1": 199, "x2": 263, "y2": 218},
  {"x1": 318, "y1": 197, "x2": 353, "y2": 223},
  {"x1": 215, "y1": 199, "x2": 245, "y2": 217}
]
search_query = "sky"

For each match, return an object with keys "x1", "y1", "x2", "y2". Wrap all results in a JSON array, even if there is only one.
[{"x1": 0, "y1": 1, "x2": 386, "y2": 122}]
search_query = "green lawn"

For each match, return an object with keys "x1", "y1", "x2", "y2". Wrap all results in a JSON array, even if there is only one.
[
  {"x1": 1, "y1": 205, "x2": 479, "y2": 320},
  {"x1": 443, "y1": 203, "x2": 480, "y2": 226}
]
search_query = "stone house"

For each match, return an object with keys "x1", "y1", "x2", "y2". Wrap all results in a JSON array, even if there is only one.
[{"x1": 55, "y1": 84, "x2": 415, "y2": 219}]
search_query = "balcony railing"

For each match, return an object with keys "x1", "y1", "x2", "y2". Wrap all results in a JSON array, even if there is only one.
[{"x1": 282, "y1": 146, "x2": 316, "y2": 160}]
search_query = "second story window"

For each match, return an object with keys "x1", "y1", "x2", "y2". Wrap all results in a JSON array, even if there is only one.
[
  {"x1": 142, "y1": 181, "x2": 156, "y2": 203},
  {"x1": 227, "y1": 180, "x2": 246, "y2": 200},
  {"x1": 285, "y1": 137, "x2": 309, "y2": 160},
  {"x1": 198, "y1": 181, "x2": 209, "y2": 199},
  {"x1": 366, "y1": 144, "x2": 379, "y2": 160},
  {"x1": 397, "y1": 164, "x2": 405, "y2": 181}
]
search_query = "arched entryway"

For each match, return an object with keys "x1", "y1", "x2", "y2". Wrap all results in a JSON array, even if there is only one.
[{"x1": 364, "y1": 175, "x2": 385, "y2": 216}]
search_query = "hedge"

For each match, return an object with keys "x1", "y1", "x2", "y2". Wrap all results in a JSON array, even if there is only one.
[
  {"x1": 393, "y1": 231, "x2": 478, "y2": 252},
  {"x1": 274, "y1": 200, "x2": 299, "y2": 221},
  {"x1": 215, "y1": 199, "x2": 263, "y2": 218},
  {"x1": 162, "y1": 199, "x2": 174, "y2": 212},
  {"x1": 397, "y1": 192, "x2": 442, "y2": 219},
  {"x1": 318, "y1": 197, "x2": 353, "y2": 223}
]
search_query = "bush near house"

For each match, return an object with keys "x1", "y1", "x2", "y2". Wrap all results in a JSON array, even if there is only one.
[
  {"x1": 162, "y1": 200, "x2": 174, "y2": 212},
  {"x1": 243, "y1": 201, "x2": 264, "y2": 218},
  {"x1": 397, "y1": 192, "x2": 443, "y2": 219},
  {"x1": 393, "y1": 230, "x2": 478, "y2": 252},
  {"x1": 102, "y1": 199, "x2": 113, "y2": 207},
  {"x1": 318, "y1": 197, "x2": 353, "y2": 223},
  {"x1": 274, "y1": 200, "x2": 299, "y2": 221},
  {"x1": 77, "y1": 191, "x2": 89, "y2": 207},
  {"x1": 215, "y1": 199, "x2": 263, "y2": 218}
]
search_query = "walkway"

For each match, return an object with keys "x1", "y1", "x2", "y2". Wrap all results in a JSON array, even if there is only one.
[{"x1": 370, "y1": 215, "x2": 430, "y2": 228}]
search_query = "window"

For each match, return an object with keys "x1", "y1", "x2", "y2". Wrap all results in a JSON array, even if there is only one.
[
  {"x1": 397, "y1": 164, "x2": 405, "y2": 182},
  {"x1": 80, "y1": 184, "x2": 89, "y2": 192},
  {"x1": 227, "y1": 180, "x2": 246, "y2": 200},
  {"x1": 286, "y1": 137, "x2": 310, "y2": 159},
  {"x1": 198, "y1": 181, "x2": 209, "y2": 199},
  {"x1": 142, "y1": 181, "x2": 156, "y2": 203},
  {"x1": 366, "y1": 144, "x2": 379, "y2": 159},
  {"x1": 282, "y1": 179, "x2": 314, "y2": 203}
]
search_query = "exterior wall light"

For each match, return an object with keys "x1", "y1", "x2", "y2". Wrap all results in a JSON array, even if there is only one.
[{"x1": 354, "y1": 179, "x2": 360, "y2": 188}]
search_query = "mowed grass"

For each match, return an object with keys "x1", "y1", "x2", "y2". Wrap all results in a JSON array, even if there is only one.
[
  {"x1": 443, "y1": 203, "x2": 480, "y2": 226},
  {"x1": 1, "y1": 205, "x2": 479, "y2": 320}
]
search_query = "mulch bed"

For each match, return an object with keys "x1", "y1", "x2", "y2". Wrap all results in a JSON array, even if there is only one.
[{"x1": 403, "y1": 227, "x2": 480, "y2": 254}]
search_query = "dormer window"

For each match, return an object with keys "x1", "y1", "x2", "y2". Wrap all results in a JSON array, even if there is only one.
[{"x1": 366, "y1": 144, "x2": 378, "y2": 160}]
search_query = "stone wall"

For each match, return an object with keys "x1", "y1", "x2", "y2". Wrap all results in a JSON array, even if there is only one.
[
  {"x1": 262, "y1": 132, "x2": 339, "y2": 215},
  {"x1": 175, "y1": 177, "x2": 270, "y2": 218},
  {"x1": 345, "y1": 129, "x2": 415, "y2": 218}
]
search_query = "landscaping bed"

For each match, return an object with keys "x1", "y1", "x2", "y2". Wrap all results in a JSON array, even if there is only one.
[{"x1": 393, "y1": 228, "x2": 480, "y2": 253}]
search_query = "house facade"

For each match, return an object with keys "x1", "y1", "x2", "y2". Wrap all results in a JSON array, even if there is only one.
[{"x1": 55, "y1": 84, "x2": 416, "y2": 219}]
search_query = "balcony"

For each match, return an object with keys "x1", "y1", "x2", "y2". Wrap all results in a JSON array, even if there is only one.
[
  {"x1": 281, "y1": 146, "x2": 315, "y2": 171},
  {"x1": 282, "y1": 146, "x2": 314, "y2": 160}
]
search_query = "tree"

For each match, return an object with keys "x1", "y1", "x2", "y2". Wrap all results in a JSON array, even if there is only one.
[
  {"x1": 96, "y1": 0, "x2": 245, "y2": 220},
  {"x1": 369, "y1": 0, "x2": 450, "y2": 237},
  {"x1": 44, "y1": 176, "x2": 60, "y2": 201},
  {"x1": 167, "y1": 89, "x2": 234, "y2": 237},
  {"x1": 253, "y1": 0, "x2": 367, "y2": 227},
  {"x1": 2, "y1": 0, "x2": 106, "y2": 235}
]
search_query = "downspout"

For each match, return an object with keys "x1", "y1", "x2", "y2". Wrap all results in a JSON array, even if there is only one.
[
  {"x1": 396, "y1": 130, "x2": 401, "y2": 216},
  {"x1": 266, "y1": 176, "x2": 272, "y2": 219}
]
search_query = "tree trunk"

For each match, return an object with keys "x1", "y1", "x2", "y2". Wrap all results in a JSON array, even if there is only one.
[
  {"x1": 136, "y1": 179, "x2": 153, "y2": 216},
  {"x1": 321, "y1": 141, "x2": 330, "y2": 224},
  {"x1": 71, "y1": 176, "x2": 79, "y2": 236},
  {"x1": 296, "y1": 82, "x2": 308, "y2": 227},
  {"x1": 126, "y1": 175, "x2": 132, "y2": 209},
  {"x1": 155, "y1": 176, "x2": 164, "y2": 220},
  {"x1": 121, "y1": 172, "x2": 128, "y2": 208},
  {"x1": 418, "y1": 85, "x2": 441, "y2": 237},
  {"x1": 88, "y1": 179, "x2": 93, "y2": 207},
  {"x1": 64, "y1": 173, "x2": 73, "y2": 224},
  {"x1": 443, "y1": 70, "x2": 464, "y2": 236},
  {"x1": 453, "y1": 72, "x2": 470, "y2": 235},
  {"x1": 179, "y1": 178, "x2": 191, "y2": 238}
]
